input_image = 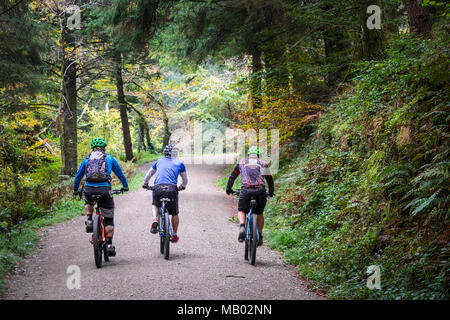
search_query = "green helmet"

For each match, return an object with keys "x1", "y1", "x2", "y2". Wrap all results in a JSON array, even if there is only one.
[
  {"x1": 248, "y1": 146, "x2": 261, "y2": 155},
  {"x1": 91, "y1": 137, "x2": 107, "y2": 149}
]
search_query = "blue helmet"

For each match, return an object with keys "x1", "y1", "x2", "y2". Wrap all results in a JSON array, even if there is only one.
[{"x1": 163, "y1": 144, "x2": 175, "y2": 156}]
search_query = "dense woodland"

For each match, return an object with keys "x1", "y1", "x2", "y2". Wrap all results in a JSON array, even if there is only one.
[{"x1": 0, "y1": 0, "x2": 449, "y2": 299}]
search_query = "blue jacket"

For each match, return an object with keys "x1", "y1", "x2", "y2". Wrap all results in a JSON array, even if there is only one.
[
  {"x1": 152, "y1": 156, "x2": 186, "y2": 185},
  {"x1": 73, "y1": 153, "x2": 128, "y2": 190}
]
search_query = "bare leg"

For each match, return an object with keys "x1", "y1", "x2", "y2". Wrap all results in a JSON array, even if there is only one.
[
  {"x1": 257, "y1": 214, "x2": 264, "y2": 234},
  {"x1": 237, "y1": 211, "x2": 246, "y2": 241},
  {"x1": 85, "y1": 204, "x2": 94, "y2": 216},
  {"x1": 238, "y1": 211, "x2": 246, "y2": 225},
  {"x1": 172, "y1": 215, "x2": 179, "y2": 234},
  {"x1": 152, "y1": 205, "x2": 159, "y2": 220},
  {"x1": 105, "y1": 226, "x2": 114, "y2": 239}
]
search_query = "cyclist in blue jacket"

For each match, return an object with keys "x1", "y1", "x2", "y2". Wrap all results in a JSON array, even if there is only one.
[
  {"x1": 73, "y1": 137, "x2": 129, "y2": 256},
  {"x1": 142, "y1": 144, "x2": 188, "y2": 243}
]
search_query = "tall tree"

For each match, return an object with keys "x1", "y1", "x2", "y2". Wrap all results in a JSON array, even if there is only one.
[
  {"x1": 405, "y1": 0, "x2": 432, "y2": 38},
  {"x1": 249, "y1": 43, "x2": 262, "y2": 109},
  {"x1": 113, "y1": 50, "x2": 133, "y2": 161},
  {"x1": 59, "y1": 21, "x2": 78, "y2": 176},
  {"x1": 0, "y1": 0, "x2": 44, "y2": 111},
  {"x1": 96, "y1": 0, "x2": 164, "y2": 159},
  {"x1": 360, "y1": 0, "x2": 385, "y2": 60},
  {"x1": 260, "y1": 0, "x2": 290, "y2": 93}
]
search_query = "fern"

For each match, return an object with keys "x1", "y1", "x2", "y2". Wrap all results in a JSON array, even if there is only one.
[
  {"x1": 410, "y1": 188, "x2": 442, "y2": 216},
  {"x1": 403, "y1": 155, "x2": 450, "y2": 222}
]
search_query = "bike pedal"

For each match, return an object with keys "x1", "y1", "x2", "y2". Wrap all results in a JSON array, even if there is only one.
[{"x1": 85, "y1": 221, "x2": 93, "y2": 233}]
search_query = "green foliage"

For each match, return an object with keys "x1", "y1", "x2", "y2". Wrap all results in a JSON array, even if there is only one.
[
  {"x1": 0, "y1": 0, "x2": 47, "y2": 111},
  {"x1": 1, "y1": 0, "x2": 449, "y2": 301},
  {"x1": 215, "y1": 164, "x2": 242, "y2": 191},
  {"x1": 259, "y1": 34, "x2": 449, "y2": 300},
  {"x1": 0, "y1": 197, "x2": 83, "y2": 295}
]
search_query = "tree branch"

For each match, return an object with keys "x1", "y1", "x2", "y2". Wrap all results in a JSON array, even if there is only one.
[{"x1": 0, "y1": 0, "x2": 27, "y2": 16}]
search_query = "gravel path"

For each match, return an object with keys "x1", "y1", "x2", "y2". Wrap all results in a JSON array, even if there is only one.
[{"x1": 3, "y1": 161, "x2": 324, "y2": 300}]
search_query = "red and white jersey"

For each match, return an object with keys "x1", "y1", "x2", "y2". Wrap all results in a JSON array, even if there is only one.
[{"x1": 235, "y1": 156, "x2": 270, "y2": 189}]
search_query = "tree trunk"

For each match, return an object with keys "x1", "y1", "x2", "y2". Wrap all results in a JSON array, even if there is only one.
[
  {"x1": 261, "y1": 2, "x2": 289, "y2": 93},
  {"x1": 137, "y1": 119, "x2": 145, "y2": 152},
  {"x1": 113, "y1": 51, "x2": 134, "y2": 161},
  {"x1": 323, "y1": 28, "x2": 347, "y2": 88},
  {"x1": 405, "y1": 0, "x2": 432, "y2": 38},
  {"x1": 384, "y1": 3, "x2": 400, "y2": 34},
  {"x1": 361, "y1": 0, "x2": 385, "y2": 60},
  {"x1": 127, "y1": 103, "x2": 155, "y2": 152},
  {"x1": 160, "y1": 104, "x2": 171, "y2": 149},
  {"x1": 60, "y1": 28, "x2": 78, "y2": 176},
  {"x1": 144, "y1": 124, "x2": 154, "y2": 152},
  {"x1": 137, "y1": 117, "x2": 154, "y2": 152},
  {"x1": 250, "y1": 45, "x2": 262, "y2": 109}
]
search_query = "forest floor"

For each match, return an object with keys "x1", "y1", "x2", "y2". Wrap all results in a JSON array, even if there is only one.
[{"x1": 3, "y1": 159, "x2": 324, "y2": 300}]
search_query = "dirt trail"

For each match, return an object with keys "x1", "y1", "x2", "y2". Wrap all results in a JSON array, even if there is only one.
[{"x1": 4, "y1": 161, "x2": 323, "y2": 300}]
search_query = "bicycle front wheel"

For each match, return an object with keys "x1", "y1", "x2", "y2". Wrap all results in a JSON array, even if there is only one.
[
  {"x1": 244, "y1": 217, "x2": 249, "y2": 261},
  {"x1": 92, "y1": 215, "x2": 103, "y2": 268},
  {"x1": 164, "y1": 210, "x2": 170, "y2": 260},
  {"x1": 249, "y1": 213, "x2": 258, "y2": 265},
  {"x1": 159, "y1": 213, "x2": 165, "y2": 254}
]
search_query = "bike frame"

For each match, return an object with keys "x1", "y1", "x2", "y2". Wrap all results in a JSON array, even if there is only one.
[
  {"x1": 90, "y1": 195, "x2": 106, "y2": 244},
  {"x1": 246, "y1": 206, "x2": 259, "y2": 242},
  {"x1": 78, "y1": 187, "x2": 123, "y2": 268},
  {"x1": 143, "y1": 184, "x2": 184, "y2": 260},
  {"x1": 232, "y1": 189, "x2": 272, "y2": 265},
  {"x1": 159, "y1": 200, "x2": 174, "y2": 239},
  {"x1": 81, "y1": 188, "x2": 122, "y2": 246}
]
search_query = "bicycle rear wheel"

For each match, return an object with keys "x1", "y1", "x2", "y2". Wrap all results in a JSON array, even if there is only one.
[
  {"x1": 244, "y1": 217, "x2": 249, "y2": 261},
  {"x1": 249, "y1": 214, "x2": 258, "y2": 265},
  {"x1": 159, "y1": 213, "x2": 165, "y2": 254},
  {"x1": 104, "y1": 244, "x2": 109, "y2": 262},
  {"x1": 92, "y1": 215, "x2": 103, "y2": 268},
  {"x1": 164, "y1": 210, "x2": 170, "y2": 260}
]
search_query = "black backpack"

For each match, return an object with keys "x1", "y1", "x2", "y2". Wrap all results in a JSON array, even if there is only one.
[{"x1": 85, "y1": 150, "x2": 108, "y2": 182}]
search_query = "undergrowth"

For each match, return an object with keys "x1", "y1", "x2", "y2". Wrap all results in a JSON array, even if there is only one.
[
  {"x1": 0, "y1": 154, "x2": 153, "y2": 296},
  {"x1": 226, "y1": 34, "x2": 449, "y2": 300}
]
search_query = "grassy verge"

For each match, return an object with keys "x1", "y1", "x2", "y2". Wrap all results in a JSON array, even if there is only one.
[
  {"x1": 214, "y1": 35, "x2": 449, "y2": 299},
  {"x1": 0, "y1": 154, "x2": 154, "y2": 296},
  {"x1": 133, "y1": 151, "x2": 160, "y2": 165},
  {"x1": 0, "y1": 198, "x2": 84, "y2": 295},
  {"x1": 215, "y1": 165, "x2": 241, "y2": 191}
]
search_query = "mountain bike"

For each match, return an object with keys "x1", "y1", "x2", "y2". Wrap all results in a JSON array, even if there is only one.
[
  {"x1": 144, "y1": 185, "x2": 185, "y2": 260},
  {"x1": 78, "y1": 187, "x2": 123, "y2": 268},
  {"x1": 233, "y1": 189, "x2": 271, "y2": 266}
]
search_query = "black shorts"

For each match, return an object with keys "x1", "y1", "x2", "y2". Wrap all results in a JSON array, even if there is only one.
[
  {"x1": 83, "y1": 186, "x2": 115, "y2": 226},
  {"x1": 152, "y1": 184, "x2": 179, "y2": 216},
  {"x1": 238, "y1": 188, "x2": 267, "y2": 215}
]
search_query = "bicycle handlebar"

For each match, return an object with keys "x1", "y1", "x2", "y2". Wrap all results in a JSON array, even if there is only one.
[
  {"x1": 75, "y1": 188, "x2": 123, "y2": 199},
  {"x1": 143, "y1": 185, "x2": 186, "y2": 191},
  {"x1": 232, "y1": 189, "x2": 274, "y2": 197}
]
